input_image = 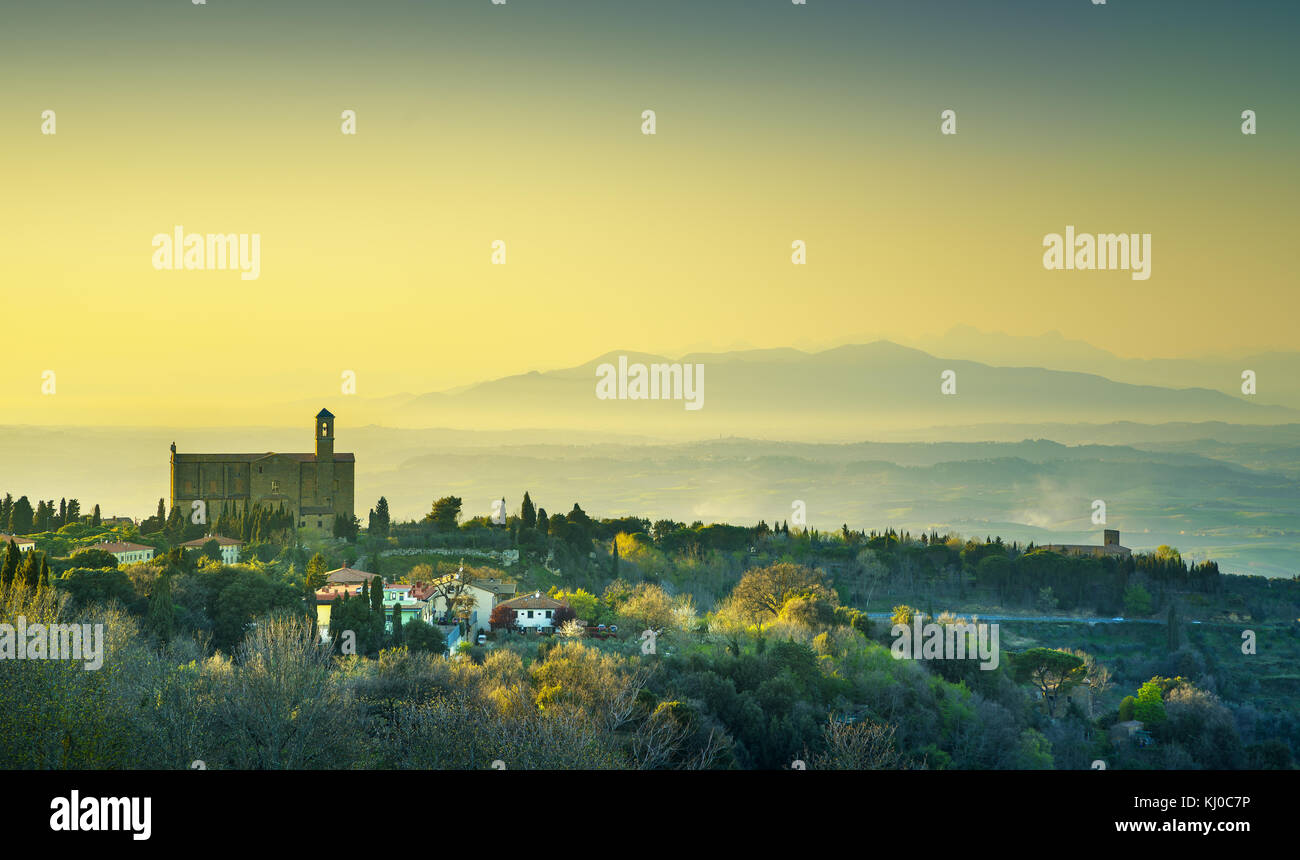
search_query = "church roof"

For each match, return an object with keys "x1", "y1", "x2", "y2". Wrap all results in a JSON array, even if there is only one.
[
  {"x1": 316, "y1": 408, "x2": 335, "y2": 419},
  {"x1": 171, "y1": 452, "x2": 354, "y2": 463}
]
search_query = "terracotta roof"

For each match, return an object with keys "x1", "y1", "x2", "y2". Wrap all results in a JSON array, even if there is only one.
[
  {"x1": 499, "y1": 592, "x2": 565, "y2": 611},
  {"x1": 93, "y1": 541, "x2": 155, "y2": 554},
  {"x1": 475, "y1": 578, "x2": 518, "y2": 595},
  {"x1": 0, "y1": 534, "x2": 35, "y2": 545},
  {"x1": 315, "y1": 585, "x2": 363, "y2": 603},
  {"x1": 179, "y1": 535, "x2": 244, "y2": 547},
  {"x1": 425, "y1": 573, "x2": 517, "y2": 596},
  {"x1": 326, "y1": 566, "x2": 380, "y2": 585}
]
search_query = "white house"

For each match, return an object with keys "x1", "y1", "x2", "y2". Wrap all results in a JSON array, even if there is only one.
[
  {"x1": 0, "y1": 534, "x2": 36, "y2": 553},
  {"x1": 93, "y1": 541, "x2": 156, "y2": 565},
  {"x1": 416, "y1": 569, "x2": 517, "y2": 635},
  {"x1": 496, "y1": 591, "x2": 567, "y2": 633},
  {"x1": 180, "y1": 534, "x2": 244, "y2": 564}
]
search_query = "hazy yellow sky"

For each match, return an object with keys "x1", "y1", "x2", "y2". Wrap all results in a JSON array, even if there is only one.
[{"x1": 2, "y1": 0, "x2": 1296, "y2": 425}]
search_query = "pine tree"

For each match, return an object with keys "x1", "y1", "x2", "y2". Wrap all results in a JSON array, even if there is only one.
[
  {"x1": 10, "y1": 496, "x2": 33, "y2": 534},
  {"x1": 373, "y1": 496, "x2": 390, "y2": 537},
  {"x1": 521, "y1": 492, "x2": 536, "y2": 529},
  {"x1": 66, "y1": 498, "x2": 81, "y2": 523}
]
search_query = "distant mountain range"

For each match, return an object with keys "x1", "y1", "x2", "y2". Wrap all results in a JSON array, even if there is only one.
[
  {"x1": 891, "y1": 326, "x2": 1300, "y2": 409},
  {"x1": 374, "y1": 340, "x2": 1295, "y2": 439}
]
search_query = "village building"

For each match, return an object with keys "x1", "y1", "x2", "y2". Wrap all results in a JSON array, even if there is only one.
[
  {"x1": 323, "y1": 566, "x2": 380, "y2": 589},
  {"x1": 418, "y1": 568, "x2": 518, "y2": 634},
  {"x1": 92, "y1": 541, "x2": 156, "y2": 565},
  {"x1": 0, "y1": 534, "x2": 36, "y2": 553},
  {"x1": 496, "y1": 591, "x2": 566, "y2": 633},
  {"x1": 179, "y1": 534, "x2": 244, "y2": 564}
]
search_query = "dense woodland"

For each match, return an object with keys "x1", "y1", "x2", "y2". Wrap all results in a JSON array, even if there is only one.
[{"x1": 1, "y1": 486, "x2": 1296, "y2": 770}]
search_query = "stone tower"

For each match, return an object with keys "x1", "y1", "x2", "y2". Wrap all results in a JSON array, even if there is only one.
[{"x1": 316, "y1": 408, "x2": 335, "y2": 509}]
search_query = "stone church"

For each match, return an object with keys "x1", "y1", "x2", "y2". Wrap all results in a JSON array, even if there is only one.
[{"x1": 170, "y1": 408, "x2": 356, "y2": 531}]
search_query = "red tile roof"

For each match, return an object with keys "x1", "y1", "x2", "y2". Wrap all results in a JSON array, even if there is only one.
[
  {"x1": 326, "y1": 566, "x2": 380, "y2": 585},
  {"x1": 93, "y1": 541, "x2": 155, "y2": 554},
  {"x1": 315, "y1": 585, "x2": 363, "y2": 603},
  {"x1": 179, "y1": 535, "x2": 244, "y2": 547},
  {"x1": 499, "y1": 592, "x2": 565, "y2": 611}
]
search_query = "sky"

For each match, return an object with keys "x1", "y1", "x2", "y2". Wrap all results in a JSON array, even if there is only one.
[{"x1": 2, "y1": 0, "x2": 1297, "y2": 425}]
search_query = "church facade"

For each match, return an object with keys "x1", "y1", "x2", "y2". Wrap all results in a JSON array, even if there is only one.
[{"x1": 170, "y1": 409, "x2": 355, "y2": 532}]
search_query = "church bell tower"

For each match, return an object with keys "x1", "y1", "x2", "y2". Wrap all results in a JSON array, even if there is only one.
[
  {"x1": 315, "y1": 408, "x2": 335, "y2": 460},
  {"x1": 316, "y1": 408, "x2": 335, "y2": 513}
]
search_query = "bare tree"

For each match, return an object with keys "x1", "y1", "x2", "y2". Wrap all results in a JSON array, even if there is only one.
[
  {"x1": 809, "y1": 718, "x2": 914, "y2": 770},
  {"x1": 209, "y1": 613, "x2": 363, "y2": 768}
]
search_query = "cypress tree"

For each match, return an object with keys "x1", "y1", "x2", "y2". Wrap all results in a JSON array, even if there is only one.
[
  {"x1": 146, "y1": 572, "x2": 176, "y2": 644},
  {"x1": 1, "y1": 540, "x2": 20, "y2": 589},
  {"x1": 391, "y1": 602, "x2": 403, "y2": 644},
  {"x1": 19, "y1": 551, "x2": 41, "y2": 588},
  {"x1": 370, "y1": 577, "x2": 383, "y2": 612},
  {"x1": 306, "y1": 553, "x2": 329, "y2": 590},
  {"x1": 91, "y1": 504, "x2": 101, "y2": 526},
  {"x1": 521, "y1": 492, "x2": 536, "y2": 530}
]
